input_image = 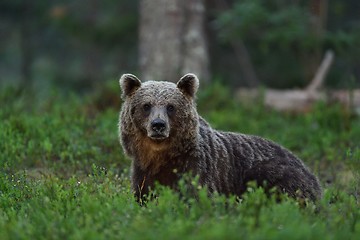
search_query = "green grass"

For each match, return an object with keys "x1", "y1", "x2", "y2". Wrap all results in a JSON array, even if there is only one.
[{"x1": 0, "y1": 82, "x2": 359, "y2": 239}]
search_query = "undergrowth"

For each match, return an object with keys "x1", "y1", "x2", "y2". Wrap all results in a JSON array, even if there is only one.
[{"x1": 0, "y1": 82, "x2": 359, "y2": 239}]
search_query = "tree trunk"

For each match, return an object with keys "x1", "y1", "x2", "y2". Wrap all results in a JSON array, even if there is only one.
[
  {"x1": 181, "y1": 0, "x2": 209, "y2": 83},
  {"x1": 215, "y1": 0, "x2": 260, "y2": 87},
  {"x1": 83, "y1": 0, "x2": 101, "y2": 84},
  {"x1": 302, "y1": 0, "x2": 328, "y2": 84},
  {"x1": 19, "y1": 2, "x2": 33, "y2": 88},
  {"x1": 139, "y1": 0, "x2": 209, "y2": 83}
]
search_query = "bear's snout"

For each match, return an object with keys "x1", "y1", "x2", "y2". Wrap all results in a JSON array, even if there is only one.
[
  {"x1": 151, "y1": 118, "x2": 166, "y2": 133},
  {"x1": 148, "y1": 118, "x2": 169, "y2": 140}
]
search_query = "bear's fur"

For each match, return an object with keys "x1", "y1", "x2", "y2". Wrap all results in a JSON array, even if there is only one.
[{"x1": 119, "y1": 73, "x2": 322, "y2": 202}]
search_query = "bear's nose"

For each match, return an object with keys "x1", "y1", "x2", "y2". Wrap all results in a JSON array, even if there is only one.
[{"x1": 151, "y1": 119, "x2": 166, "y2": 133}]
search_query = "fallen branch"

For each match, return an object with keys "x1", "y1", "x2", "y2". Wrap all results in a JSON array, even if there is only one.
[
  {"x1": 236, "y1": 88, "x2": 360, "y2": 113},
  {"x1": 306, "y1": 50, "x2": 334, "y2": 93},
  {"x1": 236, "y1": 50, "x2": 360, "y2": 114}
]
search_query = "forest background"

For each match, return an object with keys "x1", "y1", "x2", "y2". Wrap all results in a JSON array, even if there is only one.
[
  {"x1": 0, "y1": 1, "x2": 360, "y2": 239},
  {"x1": 1, "y1": 0, "x2": 359, "y2": 89}
]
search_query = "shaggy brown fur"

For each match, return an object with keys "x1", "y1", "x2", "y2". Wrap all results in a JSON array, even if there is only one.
[{"x1": 119, "y1": 73, "x2": 322, "y2": 202}]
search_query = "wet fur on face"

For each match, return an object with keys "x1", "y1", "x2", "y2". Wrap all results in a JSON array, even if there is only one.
[{"x1": 119, "y1": 74, "x2": 199, "y2": 174}]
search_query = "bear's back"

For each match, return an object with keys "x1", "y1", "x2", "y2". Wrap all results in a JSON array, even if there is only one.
[{"x1": 195, "y1": 121, "x2": 321, "y2": 200}]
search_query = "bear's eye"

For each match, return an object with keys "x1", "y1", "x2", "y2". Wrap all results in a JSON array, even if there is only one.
[
  {"x1": 143, "y1": 104, "x2": 151, "y2": 112},
  {"x1": 167, "y1": 104, "x2": 175, "y2": 113}
]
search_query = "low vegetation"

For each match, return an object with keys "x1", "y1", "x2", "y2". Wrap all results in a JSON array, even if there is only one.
[{"x1": 1, "y1": 82, "x2": 359, "y2": 239}]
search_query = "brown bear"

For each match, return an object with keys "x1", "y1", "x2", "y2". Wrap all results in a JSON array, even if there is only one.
[{"x1": 118, "y1": 73, "x2": 322, "y2": 202}]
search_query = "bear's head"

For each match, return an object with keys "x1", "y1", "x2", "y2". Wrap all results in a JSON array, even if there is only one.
[{"x1": 119, "y1": 73, "x2": 200, "y2": 146}]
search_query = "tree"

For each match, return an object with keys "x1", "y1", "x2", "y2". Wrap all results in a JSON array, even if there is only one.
[
  {"x1": 139, "y1": 0, "x2": 209, "y2": 83},
  {"x1": 0, "y1": 1, "x2": 41, "y2": 87}
]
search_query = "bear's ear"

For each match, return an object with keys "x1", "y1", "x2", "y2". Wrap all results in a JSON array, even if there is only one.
[
  {"x1": 177, "y1": 73, "x2": 199, "y2": 98},
  {"x1": 119, "y1": 74, "x2": 142, "y2": 99}
]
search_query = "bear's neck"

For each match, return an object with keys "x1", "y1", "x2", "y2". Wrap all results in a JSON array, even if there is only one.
[{"x1": 132, "y1": 132, "x2": 197, "y2": 175}]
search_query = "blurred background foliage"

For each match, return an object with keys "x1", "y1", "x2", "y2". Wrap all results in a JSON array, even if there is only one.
[
  {"x1": 0, "y1": 0, "x2": 138, "y2": 91},
  {"x1": 212, "y1": 0, "x2": 360, "y2": 88},
  {"x1": 0, "y1": 2, "x2": 359, "y2": 237},
  {"x1": 0, "y1": 0, "x2": 359, "y2": 90}
]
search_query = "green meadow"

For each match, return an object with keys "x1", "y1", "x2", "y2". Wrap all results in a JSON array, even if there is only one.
[{"x1": 1, "y1": 83, "x2": 359, "y2": 239}]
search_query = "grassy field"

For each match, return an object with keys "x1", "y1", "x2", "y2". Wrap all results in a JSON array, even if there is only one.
[{"x1": 1, "y1": 82, "x2": 359, "y2": 239}]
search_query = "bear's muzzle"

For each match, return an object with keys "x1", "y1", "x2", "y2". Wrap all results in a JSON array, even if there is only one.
[{"x1": 148, "y1": 118, "x2": 169, "y2": 140}]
